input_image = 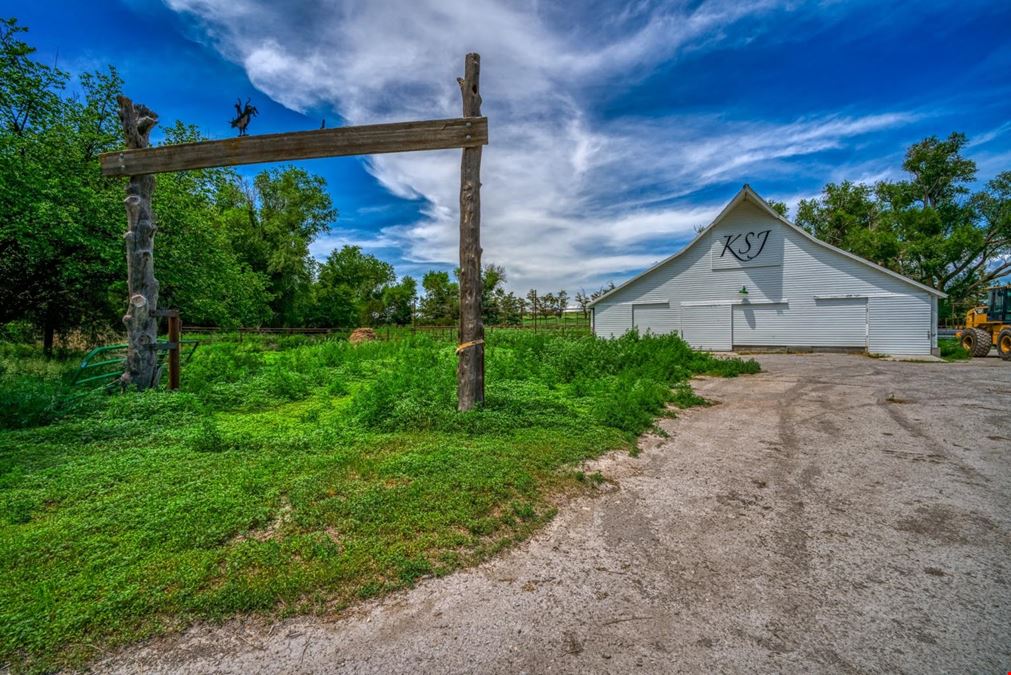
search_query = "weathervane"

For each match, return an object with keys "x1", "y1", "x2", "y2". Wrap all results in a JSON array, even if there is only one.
[{"x1": 230, "y1": 97, "x2": 258, "y2": 137}]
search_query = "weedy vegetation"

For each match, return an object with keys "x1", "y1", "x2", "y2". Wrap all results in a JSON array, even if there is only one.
[
  {"x1": 0, "y1": 331, "x2": 757, "y2": 672},
  {"x1": 938, "y1": 337, "x2": 971, "y2": 361}
]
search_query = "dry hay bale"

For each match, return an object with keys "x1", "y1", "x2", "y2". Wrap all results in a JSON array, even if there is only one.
[{"x1": 349, "y1": 327, "x2": 378, "y2": 344}]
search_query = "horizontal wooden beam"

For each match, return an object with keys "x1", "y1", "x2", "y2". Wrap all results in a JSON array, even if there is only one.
[{"x1": 100, "y1": 117, "x2": 488, "y2": 176}]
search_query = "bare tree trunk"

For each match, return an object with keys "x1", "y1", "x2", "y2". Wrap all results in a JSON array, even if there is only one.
[
  {"x1": 116, "y1": 96, "x2": 161, "y2": 391},
  {"x1": 457, "y1": 53, "x2": 484, "y2": 411}
]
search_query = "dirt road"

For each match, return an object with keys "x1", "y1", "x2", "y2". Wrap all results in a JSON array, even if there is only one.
[{"x1": 96, "y1": 354, "x2": 1011, "y2": 674}]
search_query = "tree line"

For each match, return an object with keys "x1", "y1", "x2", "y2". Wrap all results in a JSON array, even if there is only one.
[
  {"x1": 0, "y1": 18, "x2": 602, "y2": 352},
  {"x1": 790, "y1": 133, "x2": 1010, "y2": 318},
  {"x1": 4, "y1": 17, "x2": 1005, "y2": 351}
]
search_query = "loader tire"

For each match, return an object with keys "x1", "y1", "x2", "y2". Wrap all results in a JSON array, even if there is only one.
[
  {"x1": 961, "y1": 327, "x2": 992, "y2": 357},
  {"x1": 998, "y1": 329, "x2": 1011, "y2": 361}
]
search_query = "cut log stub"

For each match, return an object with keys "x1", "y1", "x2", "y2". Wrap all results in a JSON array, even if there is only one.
[
  {"x1": 457, "y1": 53, "x2": 484, "y2": 411},
  {"x1": 118, "y1": 95, "x2": 161, "y2": 391}
]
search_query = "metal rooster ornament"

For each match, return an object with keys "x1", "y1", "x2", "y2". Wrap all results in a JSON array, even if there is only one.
[{"x1": 230, "y1": 98, "x2": 258, "y2": 137}]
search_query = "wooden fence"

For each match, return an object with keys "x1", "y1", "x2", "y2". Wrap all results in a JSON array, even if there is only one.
[
  {"x1": 183, "y1": 326, "x2": 341, "y2": 334},
  {"x1": 181, "y1": 322, "x2": 591, "y2": 343}
]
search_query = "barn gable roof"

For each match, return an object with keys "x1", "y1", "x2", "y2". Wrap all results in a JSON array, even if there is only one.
[{"x1": 588, "y1": 185, "x2": 946, "y2": 306}]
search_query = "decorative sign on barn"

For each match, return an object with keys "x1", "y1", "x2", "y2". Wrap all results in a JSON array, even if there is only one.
[{"x1": 711, "y1": 225, "x2": 783, "y2": 270}]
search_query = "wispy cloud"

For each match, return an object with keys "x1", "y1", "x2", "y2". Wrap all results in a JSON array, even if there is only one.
[
  {"x1": 164, "y1": 0, "x2": 915, "y2": 290},
  {"x1": 968, "y1": 120, "x2": 1011, "y2": 148}
]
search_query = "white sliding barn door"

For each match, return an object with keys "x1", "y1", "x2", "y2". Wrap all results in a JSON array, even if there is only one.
[{"x1": 681, "y1": 304, "x2": 731, "y2": 351}]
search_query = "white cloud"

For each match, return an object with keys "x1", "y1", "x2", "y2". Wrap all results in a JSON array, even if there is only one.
[
  {"x1": 308, "y1": 230, "x2": 399, "y2": 261},
  {"x1": 163, "y1": 0, "x2": 912, "y2": 290}
]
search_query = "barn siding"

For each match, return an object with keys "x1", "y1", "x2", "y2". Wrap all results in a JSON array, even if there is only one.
[
  {"x1": 682, "y1": 305, "x2": 732, "y2": 350},
  {"x1": 732, "y1": 298, "x2": 866, "y2": 347},
  {"x1": 868, "y1": 294, "x2": 932, "y2": 355},
  {"x1": 632, "y1": 303, "x2": 678, "y2": 335},
  {"x1": 592, "y1": 198, "x2": 937, "y2": 355},
  {"x1": 593, "y1": 303, "x2": 631, "y2": 338}
]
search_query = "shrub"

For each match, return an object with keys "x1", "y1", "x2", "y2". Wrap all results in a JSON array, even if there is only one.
[
  {"x1": 183, "y1": 342, "x2": 266, "y2": 389},
  {"x1": 0, "y1": 321, "x2": 36, "y2": 344},
  {"x1": 0, "y1": 346, "x2": 82, "y2": 429},
  {"x1": 260, "y1": 369, "x2": 312, "y2": 401},
  {"x1": 349, "y1": 345, "x2": 455, "y2": 431},
  {"x1": 591, "y1": 373, "x2": 674, "y2": 434},
  {"x1": 0, "y1": 376, "x2": 68, "y2": 429},
  {"x1": 939, "y1": 337, "x2": 970, "y2": 361}
]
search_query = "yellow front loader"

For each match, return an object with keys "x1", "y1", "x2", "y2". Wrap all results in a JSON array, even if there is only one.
[{"x1": 957, "y1": 285, "x2": 1011, "y2": 360}]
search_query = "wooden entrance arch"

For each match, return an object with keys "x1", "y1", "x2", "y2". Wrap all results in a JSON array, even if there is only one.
[{"x1": 101, "y1": 54, "x2": 488, "y2": 410}]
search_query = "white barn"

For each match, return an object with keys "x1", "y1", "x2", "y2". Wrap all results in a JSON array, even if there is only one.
[{"x1": 589, "y1": 185, "x2": 945, "y2": 356}]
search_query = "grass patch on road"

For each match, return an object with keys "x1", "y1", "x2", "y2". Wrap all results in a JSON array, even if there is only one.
[
  {"x1": 0, "y1": 331, "x2": 757, "y2": 672},
  {"x1": 939, "y1": 337, "x2": 972, "y2": 361}
]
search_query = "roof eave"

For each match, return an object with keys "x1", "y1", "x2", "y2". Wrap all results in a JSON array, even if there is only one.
[
  {"x1": 588, "y1": 187, "x2": 750, "y2": 307},
  {"x1": 738, "y1": 186, "x2": 947, "y2": 299},
  {"x1": 588, "y1": 184, "x2": 947, "y2": 307}
]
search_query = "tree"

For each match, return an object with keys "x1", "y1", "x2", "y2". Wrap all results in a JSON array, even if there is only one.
[
  {"x1": 795, "y1": 181, "x2": 882, "y2": 249},
  {"x1": 525, "y1": 289, "x2": 540, "y2": 323},
  {"x1": 0, "y1": 18, "x2": 346, "y2": 349},
  {"x1": 590, "y1": 281, "x2": 615, "y2": 301},
  {"x1": 153, "y1": 122, "x2": 271, "y2": 328},
  {"x1": 494, "y1": 289, "x2": 524, "y2": 325},
  {"x1": 902, "y1": 132, "x2": 976, "y2": 209},
  {"x1": 0, "y1": 19, "x2": 125, "y2": 353},
  {"x1": 419, "y1": 270, "x2": 458, "y2": 324},
  {"x1": 575, "y1": 290, "x2": 591, "y2": 319},
  {"x1": 312, "y1": 245, "x2": 395, "y2": 328},
  {"x1": 0, "y1": 18, "x2": 64, "y2": 136},
  {"x1": 218, "y1": 167, "x2": 336, "y2": 326},
  {"x1": 381, "y1": 276, "x2": 417, "y2": 326},
  {"x1": 767, "y1": 200, "x2": 789, "y2": 218},
  {"x1": 795, "y1": 132, "x2": 1010, "y2": 317},
  {"x1": 480, "y1": 263, "x2": 507, "y2": 325},
  {"x1": 967, "y1": 172, "x2": 1011, "y2": 292},
  {"x1": 555, "y1": 290, "x2": 569, "y2": 320},
  {"x1": 540, "y1": 293, "x2": 556, "y2": 320}
]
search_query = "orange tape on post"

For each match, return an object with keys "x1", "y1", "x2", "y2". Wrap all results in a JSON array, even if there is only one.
[{"x1": 455, "y1": 338, "x2": 484, "y2": 355}]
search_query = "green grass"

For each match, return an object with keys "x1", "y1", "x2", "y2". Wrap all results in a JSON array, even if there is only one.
[
  {"x1": 939, "y1": 337, "x2": 971, "y2": 361},
  {"x1": 0, "y1": 331, "x2": 758, "y2": 672}
]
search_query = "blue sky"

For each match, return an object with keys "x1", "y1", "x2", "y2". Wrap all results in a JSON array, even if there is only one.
[{"x1": 8, "y1": 0, "x2": 1010, "y2": 292}]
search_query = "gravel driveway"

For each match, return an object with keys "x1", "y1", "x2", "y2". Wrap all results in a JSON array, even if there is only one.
[{"x1": 95, "y1": 354, "x2": 1011, "y2": 674}]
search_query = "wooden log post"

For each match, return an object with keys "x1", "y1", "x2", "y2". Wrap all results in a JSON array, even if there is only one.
[
  {"x1": 167, "y1": 311, "x2": 181, "y2": 391},
  {"x1": 457, "y1": 53, "x2": 484, "y2": 411},
  {"x1": 117, "y1": 96, "x2": 161, "y2": 391}
]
